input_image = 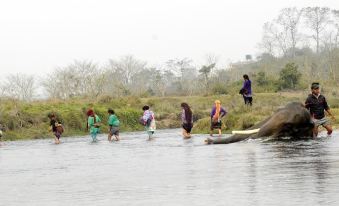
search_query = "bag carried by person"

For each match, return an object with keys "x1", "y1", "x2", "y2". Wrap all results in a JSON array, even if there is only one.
[
  {"x1": 93, "y1": 115, "x2": 101, "y2": 128},
  {"x1": 56, "y1": 123, "x2": 64, "y2": 134}
]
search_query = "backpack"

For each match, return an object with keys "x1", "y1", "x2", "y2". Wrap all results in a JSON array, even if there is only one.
[{"x1": 56, "y1": 123, "x2": 64, "y2": 134}]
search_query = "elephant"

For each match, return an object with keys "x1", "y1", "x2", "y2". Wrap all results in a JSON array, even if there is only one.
[{"x1": 206, "y1": 102, "x2": 314, "y2": 144}]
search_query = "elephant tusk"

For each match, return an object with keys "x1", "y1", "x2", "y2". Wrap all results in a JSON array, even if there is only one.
[{"x1": 232, "y1": 128, "x2": 260, "y2": 135}]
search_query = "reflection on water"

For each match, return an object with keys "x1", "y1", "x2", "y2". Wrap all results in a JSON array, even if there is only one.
[{"x1": 1, "y1": 129, "x2": 339, "y2": 206}]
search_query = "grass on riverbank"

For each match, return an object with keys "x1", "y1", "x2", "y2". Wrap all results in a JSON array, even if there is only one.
[{"x1": 0, "y1": 92, "x2": 338, "y2": 140}]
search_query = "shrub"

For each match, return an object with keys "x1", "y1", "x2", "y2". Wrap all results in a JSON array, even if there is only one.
[{"x1": 278, "y1": 63, "x2": 302, "y2": 90}]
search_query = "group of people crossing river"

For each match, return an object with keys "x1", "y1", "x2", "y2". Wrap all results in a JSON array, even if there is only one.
[
  {"x1": 0, "y1": 74, "x2": 336, "y2": 145},
  {"x1": 46, "y1": 100, "x2": 230, "y2": 144}
]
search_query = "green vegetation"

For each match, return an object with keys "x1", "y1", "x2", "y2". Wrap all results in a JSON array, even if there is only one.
[{"x1": 1, "y1": 92, "x2": 338, "y2": 140}]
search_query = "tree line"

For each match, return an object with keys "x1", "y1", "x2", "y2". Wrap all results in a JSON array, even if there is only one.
[{"x1": 1, "y1": 7, "x2": 338, "y2": 101}]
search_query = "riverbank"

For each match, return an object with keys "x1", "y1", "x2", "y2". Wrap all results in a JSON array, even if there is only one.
[{"x1": 0, "y1": 92, "x2": 338, "y2": 140}]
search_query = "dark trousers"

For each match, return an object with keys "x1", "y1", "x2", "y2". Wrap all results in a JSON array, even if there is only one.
[{"x1": 243, "y1": 96, "x2": 253, "y2": 106}]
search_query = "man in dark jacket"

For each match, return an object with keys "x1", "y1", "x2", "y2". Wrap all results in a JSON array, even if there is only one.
[{"x1": 305, "y1": 83, "x2": 336, "y2": 137}]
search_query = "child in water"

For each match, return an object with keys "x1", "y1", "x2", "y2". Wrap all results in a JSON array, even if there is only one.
[
  {"x1": 210, "y1": 100, "x2": 227, "y2": 137},
  {"x1": 49, "y1": 114, "x2": 64, "y2": 144},
  {"x1": 107, "y1": 108, "x2": 120, "y2": 141},
  {"x1": 141, "y1": 105, "x2": 156, "y2": 140},
  {"x1": 181, "y1": 103, "x2": 193, "y2": 139},
  {"x1": 87, "y1": 109, "x2": 101, "y2": 142}
]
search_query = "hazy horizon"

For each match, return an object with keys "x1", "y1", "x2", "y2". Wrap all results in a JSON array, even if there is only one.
[{"x1": 0, "y1": 0, "x2": 338, "y2": 76}]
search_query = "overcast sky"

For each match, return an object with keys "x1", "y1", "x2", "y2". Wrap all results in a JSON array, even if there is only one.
[{"x1": 0, "y1": 0, "x2": 338, "y2": 75}]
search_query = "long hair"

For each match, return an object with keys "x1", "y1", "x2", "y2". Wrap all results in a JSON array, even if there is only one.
[
  {"x1": 243, "y1": 74, "x2": 249, "y2": 80},
  {"x1": 213, "y1": 100, "x2": 221, "y2": 120},
  {"x1": 181, "y1": 102, "x2": 192, "y2": 123}
]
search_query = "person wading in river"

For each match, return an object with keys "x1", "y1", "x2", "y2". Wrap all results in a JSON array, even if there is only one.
[
  {"x1": 305, "y1": 82, "x2": 336, "y2": 137},
  {"x1": 107, "y1": 108, "x2": 120, "y2": 142},
  {"x1": 181, "y1": 102, "x2": 193, "y2": 139},
  {"x1": 87, "y1": 109, "x2": 101, "y2": 142},
  {"x1": 141, "y1": 105, "x2": 156, "y2": 140},
  {"x1": 49, "y1": 114, "x2": 64, "y2": 144}
]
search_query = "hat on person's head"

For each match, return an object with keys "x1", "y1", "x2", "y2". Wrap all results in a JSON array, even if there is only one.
[{"x1": 311, "y1": 82, "x2": 320, "y2": 89}]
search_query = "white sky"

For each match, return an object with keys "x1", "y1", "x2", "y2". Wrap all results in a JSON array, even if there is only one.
[{"x1": 0, "y1": 0, "x2": 338, "y2": 75}]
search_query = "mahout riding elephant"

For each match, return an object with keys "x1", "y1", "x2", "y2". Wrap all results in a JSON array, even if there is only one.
[{"x1": 206, "y1": 102, "x2": 314, "y2": 144}]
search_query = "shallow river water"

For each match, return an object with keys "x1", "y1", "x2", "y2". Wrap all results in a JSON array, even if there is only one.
[{"x1": 1, "y1": 129, "x2": 339, "y2": 206}]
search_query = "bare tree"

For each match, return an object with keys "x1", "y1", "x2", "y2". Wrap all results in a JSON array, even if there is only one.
[
  {"x1": 303, "y1": 7, "x2": 331, "y2": 54},
  {"x1": 260, "y1": 21, "x2": 289, "y2": 57},
  {"x1": 108, "y1": 55, "x2": 146, "y2": 86},
  {"x1": 42, "y1": 60, "x2": 105, "y2": 99},
  {"x1": 166, "y1": 58, "x2": 193, "y2": 77},
  {"x1": 277, "y1": 7, "x2": 303, "y2": 58},
  {"x1": 204, "y1": 53, "x2": 219, "y2": 66},
  {"x1": 2, "y1": 74, "x2": 36, "y2": 101},
  {"x1": 332, "y1": 10, "x2": 339, "y2": 48},
  {"x1": 104, "y1": 55, "x2": 146, "y2": 96},
  {"x1": 165, "y1": 58, "x2": 195, "y2": 95}
]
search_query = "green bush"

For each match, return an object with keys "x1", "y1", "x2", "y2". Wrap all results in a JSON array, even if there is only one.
[{"x1": 278, "y1": 63, "x2": 302, "y2": 90}]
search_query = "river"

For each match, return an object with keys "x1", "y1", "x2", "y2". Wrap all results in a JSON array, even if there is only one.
[{"x1": 1, "y1": 129, "x2": 339, "y2": 206}]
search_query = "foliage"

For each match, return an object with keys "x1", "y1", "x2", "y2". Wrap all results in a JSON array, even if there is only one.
[{"x1": 278, "y1": 63, "x2": 302, "y2": 90}]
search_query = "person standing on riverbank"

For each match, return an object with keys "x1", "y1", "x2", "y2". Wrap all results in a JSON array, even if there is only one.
[
  {"x1": 210, "y1": 100, "x2": 227, "y2": 137},
  {"x1": 240, "y1": 74, "x2": 252, "y2": 106},
  {"x1": 87, "y1": 109, "x2": 101, "y2": 142},
  {"x1": 107, "y1": 109, "x2": 120, "y2": 141},
  {"x1": 49, "y1": 114, "x2": 63, "y2": 144},
  {"x1": 141, "y1": 105, "x2": 156, "y2": 140},
  {"x1": 181, "y1": 103, "x2": 193, "y2": 139},
  {"x1": 305, "y1": 82, "x2": 336, "y2": 137}
]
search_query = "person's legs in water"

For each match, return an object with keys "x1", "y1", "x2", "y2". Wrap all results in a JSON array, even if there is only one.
[
  {"x1": 321, "y1": 118, "x2": 333, "y2": 136},
  {"x1": 114, "y1": 134, "x2": 120, "y2": 141},
  {"x1": 147, "y1": 131, "x2": 154, "y2": 140},
  {"x1": 54, "y1": 131, "x2": 61, "y2": 144},
  {"x1": 182, "y1": 124, "x2": 192, "y2": 138},
  {"x1": 182, "y1": 128, "x2": 188, "y2": 137},
  {"x1": 313, "y1": 125, "x2": 319, "y2": 137},
  {"x1": 91, "y1": 131, "x2": 98, "y2": 142},
  {"x1": 218, "y1": 129, "x2": 222, "y2": 137},
  {"x1": 183, "y1": 129, "x2": 191, "y2": 138},
  {"x1": 323, "y1": 124, "x2": 333, "y2": 136},
  {"x1": 108, "y1": 128, "x2": 114, "y2": 142},
  {"x1": 113, "y1": 127, "x2": 120, "y2": 141}
]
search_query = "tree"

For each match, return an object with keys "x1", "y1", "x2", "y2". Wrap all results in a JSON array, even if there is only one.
[
  {"x1": 260, "y1": 21, "x2": 289, "y2": 57},
  {"x1": 2, "y1": 74, "x2": 36, "y2": 101},
  {"x1": 42, "y1": 60, "x2": 105, "y2": 99},
  {"x1": 303, "y1": 7, "x2": 331, "y2": 54},
  {"x1": 279, "y1": 63, "x2": 302, "y2": 89},
  {"x1": 105, "y1": 56, "x2": 147, "y2": 96},
  {"x1": 256, "y1": 71, "x2": 269, "y2": 86},
  {"x1": 277, "y1": 7, "x2": 303, "y2": 58},
  {"x1": 332, "y1": 10, "x2": 339, "y2": 48},
  {"x1": 166, "y1": 58, "x2": 193, "y2": 77},
  {"x1": 165, "y1": 58, "x2": 196, "y2": 95},
  {"x1": 199, "y1": 63, "x2": 216, "y2": 94}
]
